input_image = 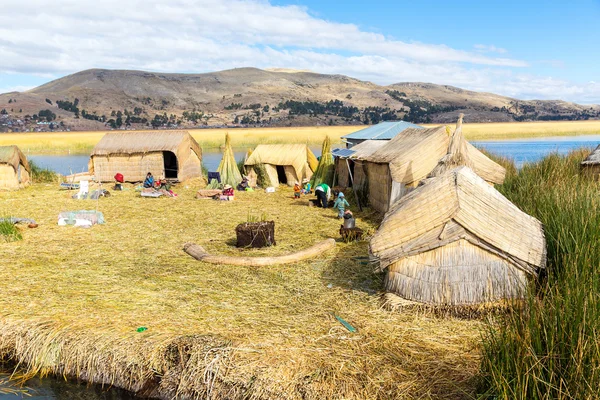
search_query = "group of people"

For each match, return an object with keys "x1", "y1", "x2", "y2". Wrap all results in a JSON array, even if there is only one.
[
  {"x1": 293, "y1": 179, "x2": 312, "y2": 199},
  {"x1": 294, "y1": 180, "x2": 352, "y2": 219}
]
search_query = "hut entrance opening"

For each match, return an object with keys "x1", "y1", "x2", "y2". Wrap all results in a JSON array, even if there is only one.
[
  {"x1": 163, "y1": 151, "x2": 178, "y2": 179},
  {"x1": 347, "y1": 160, "x2": 355, "y2": 187},
  {"x1": 276, "y1": 165, "x2": 288, "y2": 185}
]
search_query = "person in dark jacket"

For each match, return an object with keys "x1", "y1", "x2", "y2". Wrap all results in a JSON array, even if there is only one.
[{"x1": 143, "y1": 172, "x2": 154, "y2": 188}]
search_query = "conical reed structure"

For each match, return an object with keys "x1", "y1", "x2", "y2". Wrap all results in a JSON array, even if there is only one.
[
  {"x1": 310, "y1": 136, "x2": 335, "y2": 187},
  {"x1": 428, "y1": 113, "x2": 474, "y2": 178},
  {"x1": 217, "y1": 133, "x2": 243, "y2": 187}
]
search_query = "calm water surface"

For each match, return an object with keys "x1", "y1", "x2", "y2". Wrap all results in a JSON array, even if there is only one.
[{"x1": 27, "y1": 136, "x2": 600, "y2": 175}]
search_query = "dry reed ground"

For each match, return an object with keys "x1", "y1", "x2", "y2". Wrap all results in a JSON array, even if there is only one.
[{"x1": 0, "y1": 183, "x2": 481, "y2": 399}]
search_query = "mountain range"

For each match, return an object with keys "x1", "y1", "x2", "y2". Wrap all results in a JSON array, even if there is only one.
[{"x1": 1, "y1": 67, "x2": 599, "y2": 131}]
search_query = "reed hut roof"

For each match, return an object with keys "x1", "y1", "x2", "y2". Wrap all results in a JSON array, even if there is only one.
[
  {"x1": 333, "y1": 140, "x2": 388, "y2": 160},
  {"x1": 370, "y1": 167, "x2": 546, "y2": 275},
  {"x1": 342, "y1": 121, "x2": 424, "y2": 140},
  {"x1": 91, "y1": 131, "x2": 201, "y2": 158},
  {"x1": 581, "y1": 144, "x2": 600, "y2": 165},
  {"x1": 244, "y1": 144, "x2": 318, "y2": 178},
  {"x1": 0, "y1": 145, "x2": 30, "y2": 172},
  {"x1": 429, "y1": 114, "x2": 506, "y2": 184},
  {"x1": 365, "y1": 125, "x2": 450, "y2": 186}
]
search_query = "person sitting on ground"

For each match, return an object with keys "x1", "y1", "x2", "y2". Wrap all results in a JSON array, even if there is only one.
[
  {"x1": 113, "y1": 173, "x2": 124, "y2": 191},
  {"x1": 220, "y1": 184, "x2": 234, "y2": 200},
  {"x1": 333, "y1": 192, "x2": 350, "y2": 219},
  {"x1": 143, "y1": 172, "x2": 154, "y2": 188},
  {"x1": 314, "y1": 182, "x2": 331, "y2": 208},
  {"x1": 237, "y1": 176, "x2": 249, "y2": 191},
  {"x1": 302, "y1": 178, "x2": 312, "y2": 194},
  {"x1": 293, "y1": 181, "x2": 301, "y2": 199}
]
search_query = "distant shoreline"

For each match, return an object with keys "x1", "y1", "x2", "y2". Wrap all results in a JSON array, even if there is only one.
[{"x1": 1, "y1": 121, "x2": 599, "y2": 155}]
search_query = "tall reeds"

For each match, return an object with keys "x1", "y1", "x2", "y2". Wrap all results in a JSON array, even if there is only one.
[
  {"x1": 478, "y1": 149, "x2": 600, "y2": 399},
  {"x1": 28, "y1": 160, "x2": 57, "y2": 183}
]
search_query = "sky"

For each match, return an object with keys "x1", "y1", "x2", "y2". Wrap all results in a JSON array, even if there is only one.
[{"x1": 1, "y1": 0, "x2": 599, "y2": 103}]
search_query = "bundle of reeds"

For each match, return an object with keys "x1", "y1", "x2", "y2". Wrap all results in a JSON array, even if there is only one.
[
  {"x1": 217, "y1": 133, "x2": 243, "y2": 188},
  {"x1": 310, "y1": 136, "x2": 334, "y2": 187}
]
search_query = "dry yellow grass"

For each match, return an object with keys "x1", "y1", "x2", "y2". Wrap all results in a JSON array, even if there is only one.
[
  {"x1": 0, "y1": 183, "x2": 482, "y2": 399},
  {"x1": 4, "y1": 121, "x2": 600, "y2": 155},
  {"x1": 452, "y1": 120, "x2": 600, "y2": 141},
  {"x1": 0, "y1": 126, "x2": 360, "y2": 155}
]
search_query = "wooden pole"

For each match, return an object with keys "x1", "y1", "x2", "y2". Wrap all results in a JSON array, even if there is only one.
[
  {"x1": 183, "y1": 239, "x2": 336, "y2": 267},
  {"x1": 346, "y1": 158, "x2": 362, "y2": 211}
]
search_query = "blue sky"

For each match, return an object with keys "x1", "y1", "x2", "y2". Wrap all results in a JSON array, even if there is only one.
[{"x1": 1, "y1": 0, "x2": 599, "y2": 102}]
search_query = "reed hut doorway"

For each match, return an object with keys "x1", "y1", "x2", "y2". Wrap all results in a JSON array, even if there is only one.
[
  {"x1": 163, "y1": 151, "x2": 178, "y2": 179},
  {"x1": 276, "y1": 165, "x2": 288, "y2": 185}
]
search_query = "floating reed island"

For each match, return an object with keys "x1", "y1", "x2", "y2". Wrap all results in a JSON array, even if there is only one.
[{"x1": 0, "y1": 181, "x2": 483, "y2": 399}]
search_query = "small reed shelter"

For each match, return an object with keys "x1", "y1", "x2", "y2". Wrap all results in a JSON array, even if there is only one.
[
  {"x1": 581, "y1": 144, "x2": 600, "y2": 179},
  {"x1": 244, "y1": 144, "x2": 318, "y2": 187},
  {"x1": 370, "y1": 167, "x2": 546, "y2": 306},
  {"x1": 89, "y1": 131, "x2": 202, "y2": 182},
  {"x1": 0, "y1": 145, "x2": 30, "y2": 189}
]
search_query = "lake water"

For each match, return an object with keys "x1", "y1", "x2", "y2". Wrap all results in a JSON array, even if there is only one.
[
  {"x1": 0, "y1": 373, "x2": 135, "y2": 399},
  {"x1": 26, "y1": 136, "x2": 600, "y2": 175}
]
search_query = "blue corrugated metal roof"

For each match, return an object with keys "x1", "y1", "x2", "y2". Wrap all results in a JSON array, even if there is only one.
[
  {"x1": 332, "y1": 148, "x2": 356, "y2": 158},
  {"x1": 342, "y1": 121, "x2": 424, "y2": 140}
]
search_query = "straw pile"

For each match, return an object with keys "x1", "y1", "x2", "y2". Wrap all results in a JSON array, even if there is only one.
[
  {"x1": 0, "y1": 182, "x2": 483, "y2": 399},
  {"x1": 310, "y1": 136, "x2": 334, "y2": 187},
  {"x1": 244, "y1": 144, "x2": 318, "y2": 187},
  {"x1": 89, "y1": 131, "x2": 202, "y2": 182},
  {"x1": 0, "y1": 145, "x2": 30, "y2": 189},
  {"x1": 217, "y1": 133, "x2": 243, "y2": 188},
  {"x1": 370, "y1": 167, "x2": 546, "y2": 305}
]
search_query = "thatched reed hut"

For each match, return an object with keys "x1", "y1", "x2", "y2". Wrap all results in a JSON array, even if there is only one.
[
  {"x1": 0, "y1": 145, "x2": 30, "y2": 189},
  {"x1": 89, "y1": 131, "x2": 202, "y2": 182},
  {"x1": 244, "y1": 144, "x2": 318, "y2": 187},
  {"x1": 341, "y1": 121, "x2": 423, "y2": 148},
  {"x1": 332, "y1": 140, "x2": 387, "y2": 188},
  {"x1": 358, "y1": 118, "x2": 505, "y2": 213},
  {"x1": 370, "y1": 167, "x2": 546, "y2": 306},
  {"x1": 581, "y1": 144, "x2": 600, "y2": 179},
  {"x1": 360, "y1": 125, "x2": 450, "y2": 212}
]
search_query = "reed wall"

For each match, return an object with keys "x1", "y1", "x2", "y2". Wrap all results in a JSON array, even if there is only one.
[
  {"x1": 92, "y1": 153, "x2": 164, "y2": 182},
  {"x1": 0, "y1": 164, "x2": 23, "y2": 189},
  {"x1": 335, "y1": 158, "x2": 350, "y2": 187},
  {"x1": 366, "y1": 162, "x2": 392, "y2": 213},
  {"x1": 385, "y1": 239, "x2": 527, "y2": 305}
]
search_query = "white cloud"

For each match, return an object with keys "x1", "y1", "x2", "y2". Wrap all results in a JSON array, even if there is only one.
[
  {"x1": 0, "y1": 85, "x2": 35, "y2": 94},
  {"x1": 474, "y1": 44, "x2": 508, "y2": 54},
  {"x1": 0, "y1": 0, "x2": 597, "y2": 102}
]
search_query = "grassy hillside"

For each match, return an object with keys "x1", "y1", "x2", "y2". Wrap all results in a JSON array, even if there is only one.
[{"x1": 1, "y1": 68, "x2": 599, "y2": 132}]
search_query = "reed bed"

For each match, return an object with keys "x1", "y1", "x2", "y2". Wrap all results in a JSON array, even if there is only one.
[
  {"x1": 0, "y1": 183, "x2": 481, "y2": 398},
  {"x1": 4, "y1": 121, "x2": 600, "y2": 155},
  {"x1": 478, "y1": 148, "x2": 600, "y2": 399},
  {"x1": 0, "y1": 126, "x2": 358, "y2": 155}
]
